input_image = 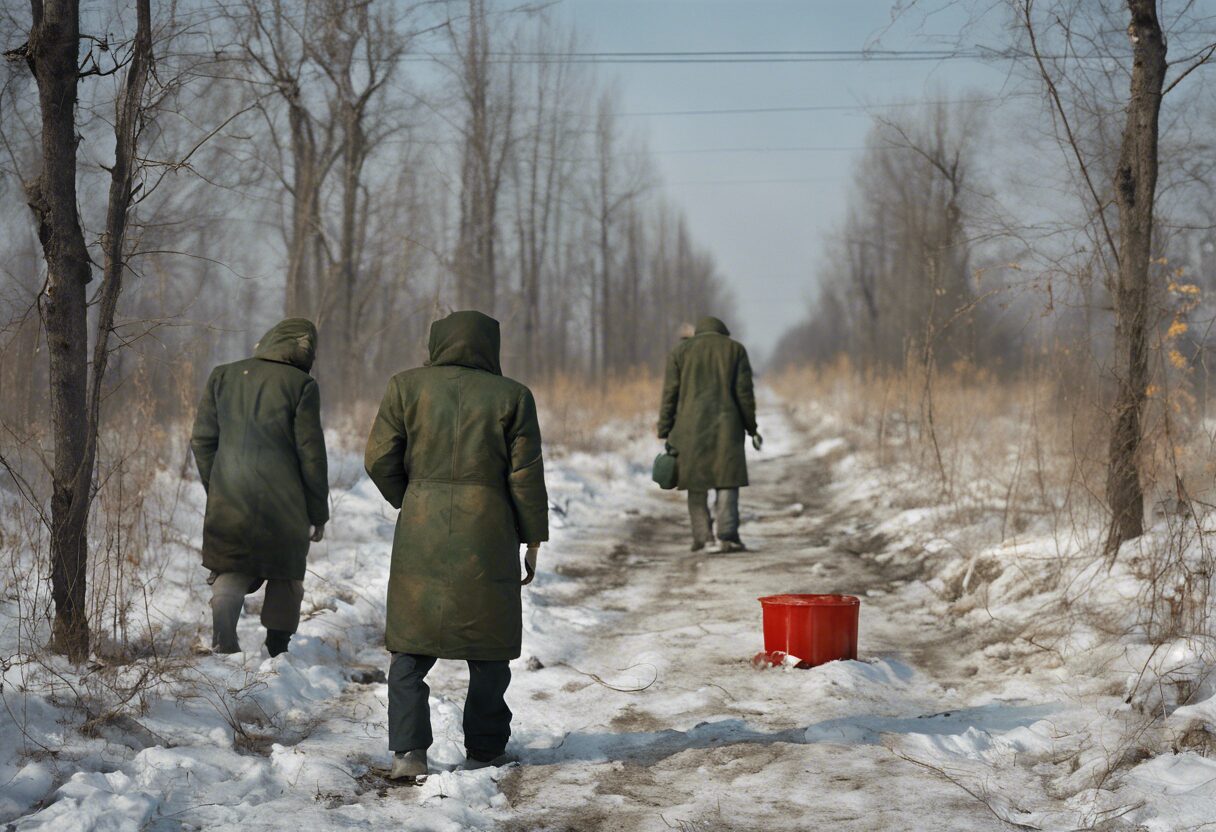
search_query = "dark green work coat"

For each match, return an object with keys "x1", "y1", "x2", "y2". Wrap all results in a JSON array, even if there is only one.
[
  {"x1": 657, "y1": 317, "x2": 757, "y2": 491},
  {"x1": 191, "y1": 318, "x2": 330, "y2": 581},
  {"x1": 364, "y1": 311, "x2": 549, "y2": 661}
]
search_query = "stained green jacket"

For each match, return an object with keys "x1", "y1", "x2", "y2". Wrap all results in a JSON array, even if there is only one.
[
  {"x1": 191, "y1": 318, "x2": 329, "y2": 581},
  {"x1": 657, "y1": 317, "x2": 757, "y2": 491},
  {"x1": 364, "y1": 311, "x2": 549, "y2": 660}
]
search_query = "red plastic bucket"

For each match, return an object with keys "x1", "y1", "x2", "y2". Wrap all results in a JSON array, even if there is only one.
[{"x1": 757, "y1": 594, "x2": 860, "y2": 668}]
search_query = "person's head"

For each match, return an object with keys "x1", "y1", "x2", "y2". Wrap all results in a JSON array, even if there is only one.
[
  {"x1": 678, "y1": 321, "x2": 695, "y2": 340},
  {"x1": 254, "y1": 318, "x2": 318, "y2": 372},
  {"x1": 426, "y1": 310, "x2": 502, "y2": 375},
  {"x1": 694, "y1": 317, "x2": 730, "y2": 336}
]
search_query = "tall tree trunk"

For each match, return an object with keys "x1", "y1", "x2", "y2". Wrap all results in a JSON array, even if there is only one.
[
  {"x1": 23, "y1": 0, "x2": 92, "y2": 661},
  {"x1": 19, "y1": 0, "x2": 153, "y2": 660},
  {"x1": 598, "y1": 210, "x2": 611, "y2": 380},
  {"x1": 624, "y1": 213, "x2": 641, "y2": 368},
  {"x1": 1105, "y1": 0, "x2": 1167, "y2": 557},
  {"x1": 285, "y1": 102, "x2": 318, "y2": 317},
  {"x1": 455, "y1": 0, "x2": 501, "y2": 315},
  {"x1": 335, "y1": 104, "x2": 364, "y2": 399}
]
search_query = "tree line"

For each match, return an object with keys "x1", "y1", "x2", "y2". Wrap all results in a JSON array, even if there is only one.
[
  {"x1": 771, "y1": 0, "x2": 1215, "y2": 558},
  {"x1": 0, "y1": 0, "x2": 731, "y2": 659}
]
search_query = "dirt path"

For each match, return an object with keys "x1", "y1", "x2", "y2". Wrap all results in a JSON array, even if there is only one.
[
  {"x1": 0, "y1": 404, "x2": 1076, "y2": 831},
  {"x1": 496, "y1": 407, "x2": 1023, "y2": 831}
]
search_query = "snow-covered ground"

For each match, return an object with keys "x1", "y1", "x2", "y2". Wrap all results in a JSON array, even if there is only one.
[{"x1": 3, "y1": 395, "x2": 1216, "y2": 830}]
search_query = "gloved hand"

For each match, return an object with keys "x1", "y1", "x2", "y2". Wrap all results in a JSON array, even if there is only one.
[
  {"x1": 522, "y1": 544, "x2": 540, "y2": 586},
  {"x1": 310, "y1": 524, "x2": 325, "y2": 543},
  {"x1": 751, "y1": 432, "x2": 763, "y2": 451}
]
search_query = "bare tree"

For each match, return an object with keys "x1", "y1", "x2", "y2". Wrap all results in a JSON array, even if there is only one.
[
  {"x1": 510, "y1": 19, "x2": 582, "y2": 379},
  {"x1": 1, "y1": 0, "x2": 738, "y2": 449},
  {"x1": 587, "y1": 90, "x2": 647, "y2": 380},
  {"x1": 450, "y1": 0, "x2": 515, "y2": 315},
  {"x1": 1017, "y1": 0, "x2": 1214, "y2": 555},
  {"x1": 792, "y1": 98, "x2": 987, "y2": 373},
  {"x1": 237, "y1": 0, "x2": 336, "y2": 319},
  {"x1": 309, "y1": 0, "x2": 405, "y2": 395},
  {"x1": 1101, "y1": 2, "x2": 1168, "y2": 553},
  {"x1": 7, "y1": 0, "x2": 153, "y2": 660}
]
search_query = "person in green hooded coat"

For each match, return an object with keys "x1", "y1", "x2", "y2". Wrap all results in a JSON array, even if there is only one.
[
  {"x1": 657, "y1": 316, "x2": 759, "y2": 552},
  {"x1": 364, "y1": 310, "x2": 548, "y2": 781},
  {"x1": 190, "y1": 318, "x2": 329, "y2": 657}
]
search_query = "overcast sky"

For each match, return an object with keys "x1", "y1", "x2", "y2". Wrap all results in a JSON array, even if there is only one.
[{"x1": 553, "y1": 1, "x2": 1014, "y2": 360}]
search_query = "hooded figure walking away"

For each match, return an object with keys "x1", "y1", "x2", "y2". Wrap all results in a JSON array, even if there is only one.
[
  {"x1": 657, "y1": 316, "x2": 759, "y2": 552},
  {"x1": 364, "y1": 310, "x2": 549, "y2": 782},
  {"x1": 190, "y1": 318, "x2": 330, "y2": 657}
]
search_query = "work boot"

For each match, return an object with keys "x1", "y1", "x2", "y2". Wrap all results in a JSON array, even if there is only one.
[
  {"x1": 388, "y1": 749, "x2": 428, "y2": 781},
  {"x1": 690, "y1": 539, "x2": 707, "y2": 552},
  {"x1": 717, "y1": 536, "x2": 746, "y2": 553},
  {"x1": 265, "y1": 629, "x2": 292, "y2": 657},
  {"x1": 464, "y1": 750, "x2": 518, "y2": 770}
]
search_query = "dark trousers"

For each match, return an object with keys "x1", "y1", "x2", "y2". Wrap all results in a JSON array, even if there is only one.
[
  {"x1": 687, "y1": 487, "x2": 740, "y2": 543},
  {"x1": 388, "y1": 652, "x2": 512, "y2": 757},
  {"x1": 209, "y1": 572, "x2": 304, "y2": 653}
]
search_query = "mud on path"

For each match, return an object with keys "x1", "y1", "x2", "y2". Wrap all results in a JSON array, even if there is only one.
[{"x1": 497, "y1": 408, "x2": 1020, "y2": 831}]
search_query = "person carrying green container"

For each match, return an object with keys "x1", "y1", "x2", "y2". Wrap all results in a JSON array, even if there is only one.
[{"x1": 657, "y1": 316, "x2": 760, "y2": 553}]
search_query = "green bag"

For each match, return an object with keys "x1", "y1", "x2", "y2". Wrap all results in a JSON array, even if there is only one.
[{"x1": 652, "y1": 444, "x2": 678, "y2": 490}]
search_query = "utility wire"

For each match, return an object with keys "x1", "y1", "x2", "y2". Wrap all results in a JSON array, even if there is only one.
[
  {"x1": 619, "y1": 97, "x2": 1006, "y2": 117},
  {"x1": 653, "y1": 145, "x2": 877, "y2": 155},
  {"x1": 669, "y1": 177, "x2": 848, "y2": 186},
  {"x1": 402, "y1": 53, "x2": 992, "y2": 65},
  {"x1": 508, "y1": 49, "x2": 973, "y2": 57},
  {"x1": 362, "y1": 46, "x2": 1039, "y2": 65}
]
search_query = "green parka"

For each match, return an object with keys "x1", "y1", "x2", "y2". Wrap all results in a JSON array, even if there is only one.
[
  {"x1": 657, "y1": 317, "x2": 757, "y2": 491},
  {"x1": 364, "y1": 311, "x2": 549, "y2": 661},
  {"x1": 191, "y1": 318, "x2": 330, "y2": 581}
]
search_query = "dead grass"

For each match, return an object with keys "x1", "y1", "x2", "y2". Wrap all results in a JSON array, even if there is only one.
[
  {"x1": 770, "y1": 357, "x2": 1102, "y2": 526},
  {"x1": 532, "y1": 371, "x2": 662, "y2": 453},
  {"x1": 328, "y1": 371, "x2": 663, "y2": 456},
  {"x1": 771, "y1": 356, "x2": 1216, "y2": 645}
]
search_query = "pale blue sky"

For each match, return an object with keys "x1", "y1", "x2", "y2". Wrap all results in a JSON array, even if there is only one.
[{"x1": 554, "y1": 1, "x2": 1013, "y2": 359}]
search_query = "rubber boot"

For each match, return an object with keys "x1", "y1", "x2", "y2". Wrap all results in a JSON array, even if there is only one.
[
  {"x1": 465, "y1": 750, "x2": 518, "y2": 770},
  {"x1": 389, "y1": 749, "x2": 429, "y2": 781},
  {"x1": 265, "y1": 629, "x2": 292, "y2": 657}
]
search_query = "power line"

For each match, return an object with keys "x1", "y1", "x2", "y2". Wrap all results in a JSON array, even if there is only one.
[
  {"x1": 510, "y1": 49, "x2": 971, "y2": 57},
  {"x1": 406, "y1": 54, "x2": 989, "y2": 65},
  {"x1": 668, "y1": 177, "x2": 848, "y2": 186},
  {"x1": 653, "y1": 146, "x2": 869, "y2": 155},
  {"x1": 619, "y1": 97, "x2": 1005, "y2": 117},
  {"x1": 395, "y1": 46, "x2": 1018, "y2": 65},
  {"x1": 200, "y1": 44, "x2": 1093, "y2": 68}
]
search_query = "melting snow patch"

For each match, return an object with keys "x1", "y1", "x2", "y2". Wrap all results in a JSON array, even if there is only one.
[
  {"x1": 1122, "y1": 752, "x2": 1216, "y2": 831},
  {"x1": 809, "y1": 437, "x2": 848, "y2": 458},
  {"x1": 0, "y1": 762, "x2": 54, "y2": 822},
  {"x1": 19, "y1": 770, "x2": 159, "y2": 831},
  {"x1": 417, "y1": 767, "x2": 508, "y2": 810}
]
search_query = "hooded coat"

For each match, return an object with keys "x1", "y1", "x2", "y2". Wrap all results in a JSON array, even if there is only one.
[
  {"x1": 657, "y1": 317, "x2": 757, "y2": 491},
  {"x1": 191, "y1": 318, "x2": 330, "y2": 581},
  {"x1": 364, "y1": 311, "x2": 549, "y2": 661}
]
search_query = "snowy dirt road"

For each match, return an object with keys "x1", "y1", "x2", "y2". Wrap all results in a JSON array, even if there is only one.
[
  {"x1": 494, "y1": 408, "x2": 1022, "y2": 831},
  {"x1": 5, "y1": 402, "x2": 1076, "y2": 831}
]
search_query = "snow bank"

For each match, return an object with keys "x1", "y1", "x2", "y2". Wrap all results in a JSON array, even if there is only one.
[
  {"x1": 0, "y1": 414, "x2": 671, "y2": 829},
  {"x1": 782, "y1": 390, "x2": 1216, "y2": 830}
]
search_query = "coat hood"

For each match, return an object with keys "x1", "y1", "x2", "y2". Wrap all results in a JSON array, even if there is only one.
[
  {"x1": 695, "y1": 316, "x2": 730, "y2": 336},
  {"x1": 254, "y1": 318, "x2": 317, "y2": 372},
  {"x1": 426, "y1": 311, "x2": 502, "y2": 375}
]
